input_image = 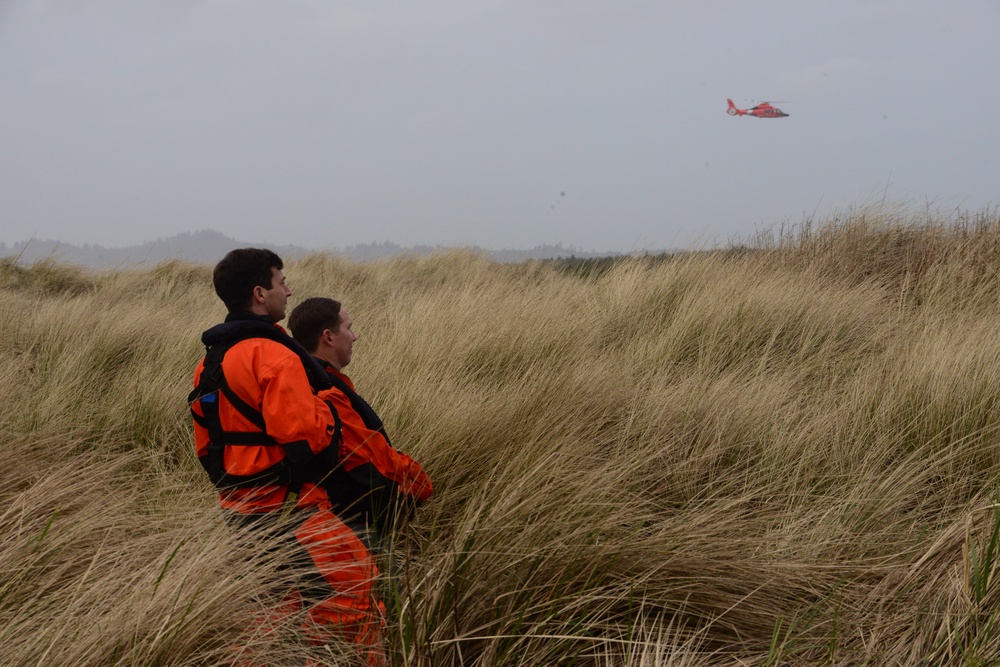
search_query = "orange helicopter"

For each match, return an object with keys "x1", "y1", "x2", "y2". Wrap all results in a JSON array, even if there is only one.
[{"x1": 727, "y1": 98, "x2": 789, "y2": 118}]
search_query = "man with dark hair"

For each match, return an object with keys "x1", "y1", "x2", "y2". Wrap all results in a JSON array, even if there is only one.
[
  {"x1": 288, "y1": 297, "x2": 433, "y2": 549},
  {"x1": 190, "y1": 249, "x2": 384, "y2": 663},
  {"x1": 211, "y1": 247, "x2": 288, "y2": 314}
]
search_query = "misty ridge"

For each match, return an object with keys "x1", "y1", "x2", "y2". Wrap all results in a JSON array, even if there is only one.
[{"x1": 0, "y1": 230, "x2": 639, "y2": 269}]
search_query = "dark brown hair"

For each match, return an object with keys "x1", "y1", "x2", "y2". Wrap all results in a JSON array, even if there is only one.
[
  {"x1": 288, "y1": 297, "x2": 342, "y2": 353},
  {"x1": 212, "y1": 248, "x2": 283, "y2": 313}
]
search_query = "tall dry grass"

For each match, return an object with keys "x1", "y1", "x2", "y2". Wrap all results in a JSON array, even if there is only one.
[{"x1": 2, "y1": 205, "x2": 1000, "y2": 665}]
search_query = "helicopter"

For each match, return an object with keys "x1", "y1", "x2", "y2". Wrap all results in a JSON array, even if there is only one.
[{"x1": 727, "y1": 98, "x2": 789, "y2": 118}]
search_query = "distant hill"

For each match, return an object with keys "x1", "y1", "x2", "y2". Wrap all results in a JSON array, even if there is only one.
[{"x1": 0, "y1": 231, "x2": 633, "y2": 269}]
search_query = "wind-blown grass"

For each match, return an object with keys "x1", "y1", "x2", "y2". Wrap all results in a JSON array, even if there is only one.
[{"x1": 2, "y1": 206, "x2": 1000, "y2": 665}]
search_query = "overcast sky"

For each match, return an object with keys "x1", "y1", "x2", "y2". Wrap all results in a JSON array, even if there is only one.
[{"x1": 1, "y1": 1, "x2": 997, "y2": 253}]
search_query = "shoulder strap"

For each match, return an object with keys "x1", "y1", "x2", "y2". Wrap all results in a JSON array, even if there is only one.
[
  {"x1": 190, "y1": 338, "x2": 283, "y2": 487},
  {"x1": 325, "y1": 370, "x2": 392, "y2": 445}
]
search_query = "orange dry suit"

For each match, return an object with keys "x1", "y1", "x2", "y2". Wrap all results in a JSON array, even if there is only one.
[
  {"x1": 189, "y1": 313, "x2": 384, "y2": 658},
  {"x1": 317, "y1": 360, "x2": 433, "y2": 542}
]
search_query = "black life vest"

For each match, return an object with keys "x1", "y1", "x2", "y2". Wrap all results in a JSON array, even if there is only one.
[
  {"x1": 189, "y1": 315, "x2": 340, "y2": 490},
  {"x1": 316, "y1": 359, "x2": 410, "y2": 535},
  {"x1": 321, "y1": 362, "x2": 391, "y2": 445}
]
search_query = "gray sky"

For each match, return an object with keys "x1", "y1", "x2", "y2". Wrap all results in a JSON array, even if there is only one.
[{"x1": 1, "y1": 1, "x2": 997, "y2": 253}]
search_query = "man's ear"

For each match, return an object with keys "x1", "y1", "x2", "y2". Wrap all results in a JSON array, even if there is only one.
[
  {"x1": 252, "y1": 285, "x2": 266, "y2": 303},
  {"x1": 320, "y1": 328, "x2": 335, "y2": 345}
]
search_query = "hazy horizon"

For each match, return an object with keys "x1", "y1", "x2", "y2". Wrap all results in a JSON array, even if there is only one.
[{"x1": 0, "y1": 227, "x2": 639, "y2": 270}]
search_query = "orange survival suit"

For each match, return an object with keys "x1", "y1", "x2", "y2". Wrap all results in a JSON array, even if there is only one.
[
  {"x1": 189, "y1": 313, "x2": 384, "y2": 658},
  {"x1": 316, "y1": 359, "x2": 433, "y2": 544}
]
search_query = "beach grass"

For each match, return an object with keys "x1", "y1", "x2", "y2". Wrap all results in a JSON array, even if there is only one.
[{"x1": 2, "y1": 205, "x2": 1000, "y2": 665}]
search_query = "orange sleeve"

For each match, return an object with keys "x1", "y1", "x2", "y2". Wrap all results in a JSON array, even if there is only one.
[
  {"x1": 217, "y1": 340, "x2": 338, "y2": 458},
  {"x1": 256, "y1": 354, "x2": 338, "y2": 456},
  {"x1": 319, "y1": 386, "x2": 433, "y2": 501}
]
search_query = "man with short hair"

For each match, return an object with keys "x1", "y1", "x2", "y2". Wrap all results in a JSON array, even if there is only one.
[
  {"x1": 190, "y1": 249, "x2": 384, "y2": 663},
  {"x1": 288, "y1": 297, "x2": 433, "y2": 551}
]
